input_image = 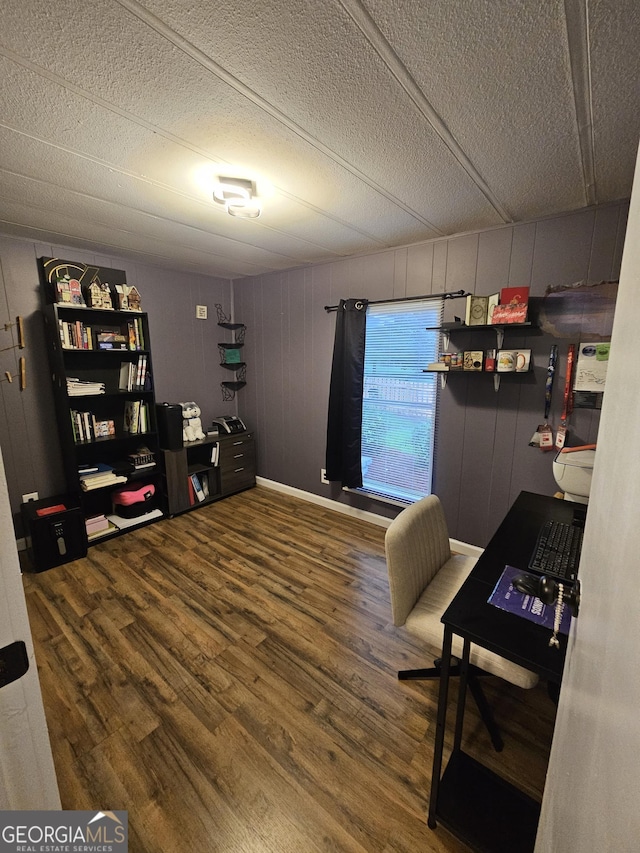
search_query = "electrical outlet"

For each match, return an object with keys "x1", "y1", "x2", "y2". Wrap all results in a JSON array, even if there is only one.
[
  {"x1": 22, "y1": 492, "x2": 38, "y2": 503},
  {"x1": 196, "y1": 305, "x2": 208, "y2": 320},
  {"x1": 320, "y1": 468, "x2": 329, "y2": 484}
]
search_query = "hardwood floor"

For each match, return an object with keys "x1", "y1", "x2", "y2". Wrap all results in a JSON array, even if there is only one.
[{"x1": 23, "y1": 486, "x2": 556, "y2": 852}]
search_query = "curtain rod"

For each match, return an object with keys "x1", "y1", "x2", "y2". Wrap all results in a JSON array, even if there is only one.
[{"x1": 323, "y1": 289, "x2": 469, "y2": 312}]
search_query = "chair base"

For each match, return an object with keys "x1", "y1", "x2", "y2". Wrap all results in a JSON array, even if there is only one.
[{"x1": 398, "y1": 660, "x2": 504, "y2": 752}]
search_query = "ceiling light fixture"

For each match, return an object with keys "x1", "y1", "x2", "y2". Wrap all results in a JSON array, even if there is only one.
[{"x1": 212, "y1": 176, "x2": 262, "y2": 219}]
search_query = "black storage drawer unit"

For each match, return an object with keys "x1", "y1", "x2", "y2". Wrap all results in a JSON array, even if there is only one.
[{"x1": 219, "y1": 432, "x2": 256, "y2": 496}]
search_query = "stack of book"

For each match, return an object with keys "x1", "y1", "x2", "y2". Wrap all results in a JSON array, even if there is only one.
[
  {"x1": 96, "y1": 329, "x2": 128, "y2": 350},
  {"x1": 85, "y1": 513, "x2": 118, "y2": 541},
  {"x1": 67, "y1": 378, "x2": 106, "y2": 396},
  {"x1": 78, "y1": 463, "x2": 128, "y2": 491}
]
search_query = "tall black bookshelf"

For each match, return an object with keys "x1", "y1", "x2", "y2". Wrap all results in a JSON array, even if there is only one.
[{"x1": 39, "y1": 257, "x2": 164, "y2": 544}]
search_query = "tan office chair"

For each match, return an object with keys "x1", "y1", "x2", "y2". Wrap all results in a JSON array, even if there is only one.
[{"x1": 384, "y1": 494, "x2": 538, "y2": 751}]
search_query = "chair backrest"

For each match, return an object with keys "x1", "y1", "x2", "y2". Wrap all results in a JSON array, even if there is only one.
[{"x1": 384, "y1": 495, "x2": 452, "y2": 627}]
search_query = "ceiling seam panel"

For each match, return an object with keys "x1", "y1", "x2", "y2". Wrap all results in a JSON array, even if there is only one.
[
  {"x1": 0, "y1": 218, "x2": 241, "y2": 277},
  {"x1": 113, "y1": 0, "x2": 445, "y2": 234},
  {"x1": 337, "y1": 0, "x2": 514, "y2": 224},
  {"x1": 0, "y1": 195, "x2": 279, "y2": 274},
  {"x1": 0, "y1": 45, "x2": 387, "y2": 250},
  {"x1": 563, "y1": 0, "x2": 597, "y2": 205},
  {"x1": 0, "y1": 121, "x2": 360, "y2": 260},
  {"x1": 0, "y1": 166, "x2": 302, "y2": 268}
]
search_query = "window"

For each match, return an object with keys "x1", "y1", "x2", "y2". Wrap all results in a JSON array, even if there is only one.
[{"x1": 360, "y1": 298, "x2": 442, "y2": 503}]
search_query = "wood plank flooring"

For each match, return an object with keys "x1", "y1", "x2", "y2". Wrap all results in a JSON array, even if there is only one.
[{"x1": 22, "y1": 486, "x2": 556, "y2": 852}]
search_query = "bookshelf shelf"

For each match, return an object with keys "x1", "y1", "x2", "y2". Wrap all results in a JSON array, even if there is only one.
[{"x1": 40, "y1": 256, "x2": 164, "y2": 544}]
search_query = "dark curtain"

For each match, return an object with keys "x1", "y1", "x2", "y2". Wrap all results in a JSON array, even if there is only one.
[{"x1": 325, "y1": 298, "x2": 368, "y2": 488}]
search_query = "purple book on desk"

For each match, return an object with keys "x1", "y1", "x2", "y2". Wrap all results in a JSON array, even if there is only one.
[{"x1": 488, "y1": 565, "x2": 572, "y2": 635}]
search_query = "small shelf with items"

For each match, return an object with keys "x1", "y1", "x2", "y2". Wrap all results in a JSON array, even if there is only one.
[
  {"x1": 216, "y1": 303, "x2": 247, "y2": 401},
  {"x1": 425, "y1": 322, "x2": 536, "y2": 391}
]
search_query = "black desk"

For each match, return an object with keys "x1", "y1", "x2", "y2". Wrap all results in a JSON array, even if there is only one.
[{"x1": 428, "y1": 491, "x2": 576, "y2": 852}]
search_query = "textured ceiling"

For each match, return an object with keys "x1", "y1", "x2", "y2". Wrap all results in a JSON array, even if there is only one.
[{"x1": 0, "y1": 0, "x2": 638, "y2": 279}]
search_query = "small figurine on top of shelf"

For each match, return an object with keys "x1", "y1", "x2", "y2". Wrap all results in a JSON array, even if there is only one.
[
  {"x1": 126, "y1": 285, "x2": 142, "y2": 311},
  {"x1": 55, "y1": 274, "x2": 86, "y2": 306},
  {"x1": 86, "y1": 281, "x2": 114, "y2": 310},
  {"x1": 114, "y1": 284, "x2": 129, "y2": 310},
  {"x1": 181, "y1": 402, "x2": 206, "y2": 443}
]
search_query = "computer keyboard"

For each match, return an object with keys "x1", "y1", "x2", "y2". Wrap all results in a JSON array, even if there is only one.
[{"x1": 528, "y1": 519, "x2": 583, "y2": 581}]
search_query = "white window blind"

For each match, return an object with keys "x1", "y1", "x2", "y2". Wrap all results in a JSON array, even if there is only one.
[{"x1": 361, "y1": 298, "x2": 443, "y2": 503}]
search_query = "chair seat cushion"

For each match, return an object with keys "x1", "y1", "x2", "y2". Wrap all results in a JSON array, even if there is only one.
[{"x1": 404, "y1": 554, "x2": 538, "y2": 690}]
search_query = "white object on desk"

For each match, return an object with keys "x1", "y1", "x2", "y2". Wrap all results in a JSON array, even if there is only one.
[{"x1": 552, "y1": 446, "x2": 595, "y2": 503}]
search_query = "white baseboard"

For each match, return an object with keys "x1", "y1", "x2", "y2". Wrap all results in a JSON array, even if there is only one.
[
  {"x1": 256, "y1": 477, "x2": 393, "y2": 528},
  {"x1": 255, "y1": 478, "x2": 484, "y2": 557}
]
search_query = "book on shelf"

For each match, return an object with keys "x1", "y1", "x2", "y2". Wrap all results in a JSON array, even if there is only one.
[
  {"x1": 127, "y1": 318, "x2": 145, "y2": 351},
  {"x1": 94, "y1": 419, "x2": 115, "y2": 437},
  {"x1": 124, "y1": 400, "x2": 148, "y2": 434},
  {"x1": 487, "y1": 292, "x2": 500, "y2": 324},
  {"x1": 119, "y1": 361, "x2": 134, "y2": 391},
  {"x1": 190, "y1": 473, "x2": 206, "y2": 502},
  {"x1": 85, "y1": 514, "x2": 110, "y2": 534},
  {"x1": 463, "y1": 351, "x2": 484, "y2": 371},
  {"x1": 78, "y1": 462, "x2": 113, "y2": 480},
  {"x1": 87, "y1": 520, "x2": 119, "y2": 541},
  {"x1": 465, "y1": 295, "x2": 489, "y2": 326},
  {"x1": 426, "y1": 362, "x2": 449, "y2": 371},
  {"x1": 210, "y1": 443, "x2": 220, "y2": 465},
  {"x1": 135, "y1": 355, "x2": 147, "y2": 389},
  {"x1": 491, "y1": 286, "x2": 529, "y2": 324},
  {"x1": 187, "y1": 475, "x2": 195, "y2": 506},
  {"x1": 488, "y1": 565, "x2": 572, "y2": 634}
]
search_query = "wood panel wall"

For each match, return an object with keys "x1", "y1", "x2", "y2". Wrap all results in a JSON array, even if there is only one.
[
  {"x1": 234, "y1": 202, "x2": 628, "y2": 546},
  {"x1": 0, "y1": 200, "x2": 629, "y2": 546}
]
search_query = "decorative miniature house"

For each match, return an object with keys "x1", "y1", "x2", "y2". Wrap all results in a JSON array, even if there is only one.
[{"x1": 126, "y1": 285, "x2": 142, "y2": 312}]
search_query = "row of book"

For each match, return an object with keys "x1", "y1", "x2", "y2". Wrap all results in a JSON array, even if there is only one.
[
  {"x1": 71, "y1": 410, "x2": 115, "y2": 443},
  {"x1": 119, "y1": 355, "x2": 149, "y2": 391},
  {"x1": 188, "y1": 471, "x2": 211, "y2": 505},
  {"x1": 123, "y1": 400, "x2": 150, "y2": 434},
  {"x1": 463, "y1": 286, "x2": 530, "y2": 327},
  {"x1": 58, "y1": 317, "x2": 145, "y2": 351}
]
